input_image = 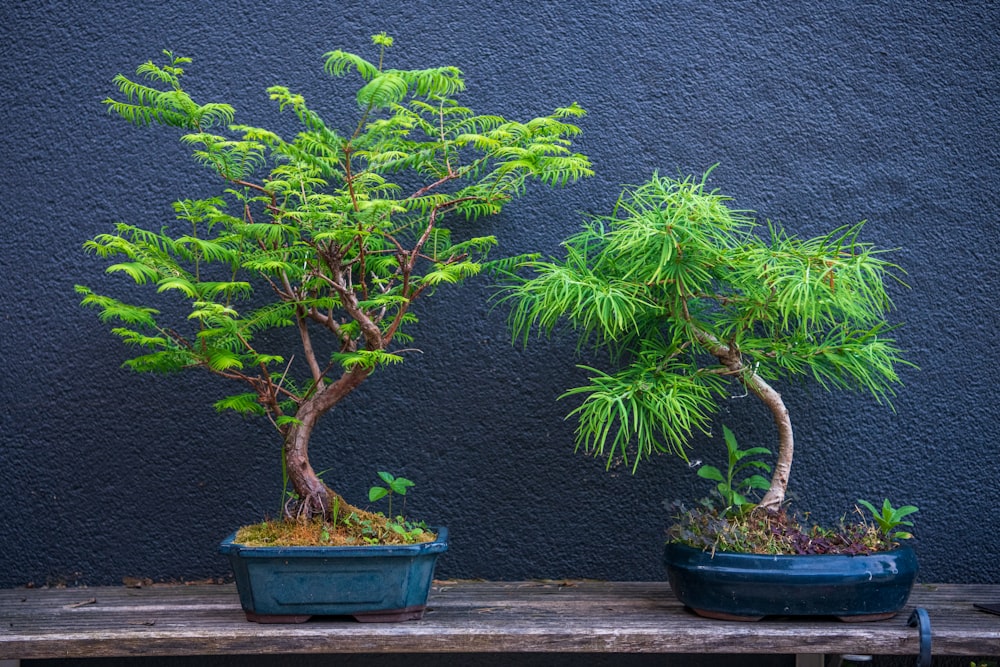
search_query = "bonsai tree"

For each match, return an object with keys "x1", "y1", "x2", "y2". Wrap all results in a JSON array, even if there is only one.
[
  {"x1": 502, "y1": 170, "x2": 909, "y2": 514},
  {"x1": 78, "y1": 34, "x2": 591, "y2": 540}
]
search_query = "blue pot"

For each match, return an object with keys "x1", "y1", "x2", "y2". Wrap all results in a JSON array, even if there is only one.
[
  {"x1": 664, "y1": 542, "x2": 917, "y2": 621},
  {"x1": 219, "y1": 526, "x2": 448, "y2": 623}
]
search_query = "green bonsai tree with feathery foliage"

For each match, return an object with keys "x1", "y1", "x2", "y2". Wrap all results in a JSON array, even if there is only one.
[
  {"x1": 501, "y1": 170, "x2": 909, "y2": 512},
  {"x1": 78, "y1": 33, "x2": 591, "y2": 541}
]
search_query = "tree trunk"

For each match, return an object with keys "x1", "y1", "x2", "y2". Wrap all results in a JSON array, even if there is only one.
[
  {"x1": 744, "y1": 373, "x2": 793, "y2": 511},
  {"x1": 283, "y1": 367, "x2": 372, "y2": 521},
  {"x1": 694, "y1": 327, "x2": 794, "y2": 511}
]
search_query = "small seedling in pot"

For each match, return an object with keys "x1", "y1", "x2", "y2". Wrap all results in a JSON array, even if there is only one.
[
  {"x1": 857, "y1": 498, "x2": 918, "y2": 541},
  {"x1": 696, "y1": 426, "x2": 771, "y2": 515},
  {"x1": 369, "y1": 472, "x2": 415, "y2": 519}
]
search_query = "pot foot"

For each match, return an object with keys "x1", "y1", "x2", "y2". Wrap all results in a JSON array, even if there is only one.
[
  {"x1": 837, "y1": 612, "x2": 898, "y2": 622},
  {"x1": 352, "y1": 605, "x2": 426, "y2": 622},
  {"x1": 245, "y1": 612, "x2": 312, "y2": 624},
  {"x1": 690, "y1": 608, "x2": 764, "y2": 622}
]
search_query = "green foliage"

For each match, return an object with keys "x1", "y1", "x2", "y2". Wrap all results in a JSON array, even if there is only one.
[
  {"x1": 81, "y1": 34, "x2": 591, "y2": 439},
  {"x1": 857, "y1": 498, "x2": 918, "y2": 540},
  {"x1": 367, "y1": 472, "x2": 424, "y2": 542},
  {"x1": 666, "y1": 500, "x2": 897, "y2": 555},
  {"x1": 369, "y1": 471, "x2": 415, "y2": 502},
  {"x1": 696, "y1": 426, "x2": 771, "y2": 515},
  {"x1": 670, "y1": 446, "x2": 916, "y2": 555},
  {"x1": 354, "y1": 513, "x2": 428, "y2": 545},
  {"x1": 103, "y1": 51, "x2": 236, "y2": 129},
  {"x1": 500, "y1": 170, "x2": 910, "y2": 470}
]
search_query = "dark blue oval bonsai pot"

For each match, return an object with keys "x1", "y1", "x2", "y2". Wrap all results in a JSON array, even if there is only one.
[
  {"x1": 664, "y1": 542, "x2": 917, "y2": 621},
  {"x1": 219, "y1": 526, "x2": 448, "y2": 623}
]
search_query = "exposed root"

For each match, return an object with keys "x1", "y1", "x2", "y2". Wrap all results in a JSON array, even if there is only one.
[
  {"x1": 284, "y1": 492, "x2": 328, "y2": 522},
  {"x1": 244, "y1": 484, "x2": 432, "y2": 547}
]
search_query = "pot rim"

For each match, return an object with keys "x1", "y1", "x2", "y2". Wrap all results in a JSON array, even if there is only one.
[{"x1": 665, "y1": 540, "x2": 915, "y2": 561}]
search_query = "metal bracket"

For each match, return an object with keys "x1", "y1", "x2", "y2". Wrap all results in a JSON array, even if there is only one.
[{"x1": 907, "y1": 607, "x2": 932, "y2": 667}]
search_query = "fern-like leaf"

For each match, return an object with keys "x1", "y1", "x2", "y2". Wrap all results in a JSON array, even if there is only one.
[
  {"x1": 323, "y1": 50, "x2": 380, "y2": 80},
  {"x1": 214, "y1": 393, "x2": 266, "y2": 415},
  {"x1": 333, "y1": 349, "x2": 405, "y2": 371},
  {"x1": 356, "y1": 73, "x2": 409, "y2": 109}
]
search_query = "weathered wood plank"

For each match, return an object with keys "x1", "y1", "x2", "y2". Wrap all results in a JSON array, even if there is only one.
[{"x1": 1, "y1": 582, "x2": 997, "y2": 659}]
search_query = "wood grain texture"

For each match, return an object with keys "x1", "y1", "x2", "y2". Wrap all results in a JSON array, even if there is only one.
[{"x1": 1, "y1": 582, "x2": 997, "y2": 659}]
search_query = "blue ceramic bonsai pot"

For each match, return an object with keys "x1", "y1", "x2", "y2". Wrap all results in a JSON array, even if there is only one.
[
  {"x1": 220, "y1": 527, "x2": 448, "y2": 623},
  {"x1": 664, "y1": 542, "x2": 917, "y2": 621}
]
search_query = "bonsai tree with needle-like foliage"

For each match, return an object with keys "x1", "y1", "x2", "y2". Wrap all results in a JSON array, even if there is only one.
[
  {"x1": 502, "y1": 170, "x2": 909, "y2": 514},
  {"x1": 78, "y1": 34, "x2": 591, "y2": 542}
]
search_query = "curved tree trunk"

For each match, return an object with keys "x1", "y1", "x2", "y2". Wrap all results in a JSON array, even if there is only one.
[
  {"x1": 744, "y1": 373, "x2": 793, "y2": 511},
  {"x1": 694, "y1": 327, "x2": 794, "y2": 511},
  {"x1": 283, "y1": 367, "x2": 372, "y2": 521}
]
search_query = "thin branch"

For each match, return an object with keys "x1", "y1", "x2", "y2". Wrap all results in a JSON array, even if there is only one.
[
  {"x1": 296, "y1": 307, "x2": 325, "y2": 388},
  {"x1": 313, "y1": 252, "x2": 384, "y2": 350},
  {"x1": 230, "y1": 178, "x2": 277, "y2": 207},
  {"x1": 407, "y1": 170, "x2": 458, "y2": 201}
]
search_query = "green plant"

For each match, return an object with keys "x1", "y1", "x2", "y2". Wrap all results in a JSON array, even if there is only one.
[
  {"x1": 79, "y1": 33, "x2": 590, "y2": 542},
  {"x1": 669, "y1": 432, "x2": 916, "y2": 554},
  {"x1": 857, "y1": 498, "x2": 918, "y2": 541},
  {"x1": 387, "y1": 519, "x2": 428, "y2": 544},
  {"x1": 367, "y1": 472, "x2": 428, "y2": 543},
  {"x1": 501, "y1": 170, "x2": 911, "y2": 512},
  {"x1": 696, "y1": 426, "x2": 771, "y2": 515},
  {"x1": 369, "y1": 471, "x2": 415, "y2": 519},
  {"x1": 666, "y1": 500, "x2": 894, "y2": 555}
]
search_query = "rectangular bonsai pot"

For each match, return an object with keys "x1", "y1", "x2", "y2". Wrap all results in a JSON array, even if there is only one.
[{"x1": 219, "y1": 526, "x2": 448, "y2": 623}]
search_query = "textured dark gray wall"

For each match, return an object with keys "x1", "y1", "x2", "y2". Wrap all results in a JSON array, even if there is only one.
[{"x1": 2, "y1": 0, "x2": 998, "y2": 603}]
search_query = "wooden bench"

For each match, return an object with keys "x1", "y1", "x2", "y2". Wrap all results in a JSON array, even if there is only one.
[{"x1": 1, "y1": 581, "x2": 997, "y2": 663}]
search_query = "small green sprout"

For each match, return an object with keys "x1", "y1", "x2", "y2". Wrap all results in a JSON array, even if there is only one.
[
  {"x1": 389, "y1": 522, "x2": 426, "y2": 543},
  {"x1": 857, "y1": 498, "x2": 919, "y2": 540},
  {"x1": 696, "y1": 426, "x2": 772, "y2": 516},
  {"x1": 369, "y1": 471, "x2": 415, "y2": 518}
]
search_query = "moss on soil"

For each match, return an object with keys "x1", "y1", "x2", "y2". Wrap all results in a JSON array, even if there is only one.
[{"x1": 235, "y1": 513, "x2": 436, "y2": 547}]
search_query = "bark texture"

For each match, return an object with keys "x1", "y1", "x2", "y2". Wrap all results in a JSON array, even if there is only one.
[
  {"x1": 282, "y1": 367, "x2": 371, "y2": 520},
  {"x1": 695, "y1": 327, "x2": 794, "y2": 511}
]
